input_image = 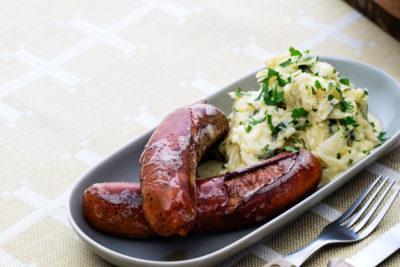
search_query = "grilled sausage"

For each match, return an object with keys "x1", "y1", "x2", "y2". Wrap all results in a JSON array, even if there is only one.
[
  {"x1": 83, "y1": 182, "x2": 154, "y2": 238},
  {"x1": 140, "y1": 102, "x2": 229, "y2": 236},
  {"x1": 83, "y1": 150, "x2": 322, "y2": 237}
]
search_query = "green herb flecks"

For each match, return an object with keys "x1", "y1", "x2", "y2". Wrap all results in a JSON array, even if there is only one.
[
  {"x1": 328, "y1": 95, "x2": 334, "y2": 101},
  {"x1": 335, "y1": 83, "x2": 344, "y2": 99},
  {"x1": 336, "y1": 153, "x2": 342, "y2": 159},
  {"x1": 245, "y1": 124, "x2": 252, "y2": 133},
  {"x1": 258, "y1": 144, "x2": 276, "y2": 159},
  {"x1": 377, "y1": 132, "x2": 387, "y2": 143},
  {"x1": 235, "y1": 88, "x2": 244, "y2": 97},
  {"x1": 280, "y1": 58, "x2": 292, "y2": 67},
  {"x1": 294, "y1": 123, "x2": 311, "y2": 130},
  {"x1": 267, "y1": 68, "x2": 288, "y2": 87},
  {"x1": 249, "y1": 115, "x2": 267, "y2": 125},
  {"x1": 256, "y1": 68, "x2": 287, "y2": 106},
  {"x1": 264, "y1": 85, "x2": 284, "y2": 106},
  {"x1": 340, "y1": 116, "x2": 359, "y2": 128},
  {"x1": 267, "y1": 114, "x2": 286, "y2": 140},
  {"x1": 362, "y1": 150, "x2": 371, "y2": 155},
  {"x1": 289, "y1": 47, "x2": 302, "y2": 57},
  {"x1": 291, "y1": 108, "x2": 309, "y2": 119},
  {"x1": 315, "y1": 80, "x2": 322, "y2": 89},
  {"x1": 283, "y1": 146, "x2": 300, "y2": 153},
  {"x1": 339, "y1": 100, "x2": 353, "y2": 112},
  {"x1": 340, "y1": 78, "x2": 350, "y2": 86},
  {"x1": 299, "y1": 65, "x2": 311, "y2": 73}
]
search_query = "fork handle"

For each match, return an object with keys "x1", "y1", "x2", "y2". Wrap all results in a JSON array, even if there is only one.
[
  {"x1": 327, "y1": 258, "x2": 354, "y2": 267},
  {"x1": 264, "y1": 237, "x2": 332, "y2": 266},
  {"x1": 263, "y1": 258, "x2": 295, "y2": 267}
]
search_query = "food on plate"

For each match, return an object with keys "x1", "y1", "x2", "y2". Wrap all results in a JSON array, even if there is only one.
[
  {"x1": 83, "y1": 150, "x2": 321, "y2": 237},
  {"x1": 218, "y1": 47, "x2": 385, "y2": 183},
  {"x1": 140, "y1": 101, "x2": 229, "y2": 236},
  {"x1": 83, "y1": 182, "x2": 155, "y2": 238},
  {"x1": 82, "y1": 47, "x2": 386, "y2": 239}
]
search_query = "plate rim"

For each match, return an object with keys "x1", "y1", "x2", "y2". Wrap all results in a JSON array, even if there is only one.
[{"x1": 67, "y1": 55, "x2": 400, "y2": 266}]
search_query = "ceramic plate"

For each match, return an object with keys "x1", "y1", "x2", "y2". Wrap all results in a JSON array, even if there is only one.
[{"x1": 67, "y1": 56, "x2": 400, "y2": 266}]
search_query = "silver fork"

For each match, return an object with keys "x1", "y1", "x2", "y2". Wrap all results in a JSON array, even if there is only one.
[{"x1": 265, "y1": 175, "x2": 400, "y2": 267}]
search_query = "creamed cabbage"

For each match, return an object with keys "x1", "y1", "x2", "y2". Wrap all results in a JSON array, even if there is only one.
[{"x1": 218, "y1": 48, "x2": 385, "y2": 183}]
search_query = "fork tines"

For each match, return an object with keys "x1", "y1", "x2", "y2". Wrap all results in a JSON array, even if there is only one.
[{"x1": 335, "y1": 175, "x2": 400, "y2": 237}]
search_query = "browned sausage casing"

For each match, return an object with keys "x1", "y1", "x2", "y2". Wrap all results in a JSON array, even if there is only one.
[
  {"x1": 83, "y1": 150, "x2": 322, "y2": 237},
  {"x1": 140, "y1": 102, "x2": 229, "y2": 236}
]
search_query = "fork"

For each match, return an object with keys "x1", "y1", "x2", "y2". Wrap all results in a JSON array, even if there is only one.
[{"x1": 265, "y1": 175, "x2": 400, "y2": 267}]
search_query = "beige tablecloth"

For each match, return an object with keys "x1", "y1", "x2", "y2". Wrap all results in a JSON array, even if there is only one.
[{"x1": 0, "y1": 0, "x2": 399, "y2": 266}]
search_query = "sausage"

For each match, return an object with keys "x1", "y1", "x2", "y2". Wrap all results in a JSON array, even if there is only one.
[
  {"x1": 83, "y1": 150, "x2": 322, "y2": 237},
  {"x1": 140, "y1": 102, "x2": 229, "y2": 236},
  {"x1": 83, "y1": 182, "x2": 154, "y2": 238}
]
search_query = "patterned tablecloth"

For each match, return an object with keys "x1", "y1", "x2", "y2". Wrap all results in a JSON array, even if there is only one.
[{"x1": 0, "y1": 0, "x2": 399, "y2": 266}]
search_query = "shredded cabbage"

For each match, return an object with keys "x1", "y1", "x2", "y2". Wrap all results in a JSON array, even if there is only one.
[{"x1": 218, "y1": 48, "x2": 383, "y2": 184}]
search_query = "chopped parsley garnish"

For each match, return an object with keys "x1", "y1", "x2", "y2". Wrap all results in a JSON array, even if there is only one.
[
  {"x1": 287, "y1": 76, "x2": 292, "y2": 83},
  {"x1": 340, "y1": 78, "x2": 350, "y2": 86},
  {"x1": 311, "y1": 87, "x2": 316, "y2": 95},
  {"x1": 299, "y1": 65, "x2": 311, "y2": 73},
  {"x1": 362, "y1": 150, "x2": 371, "y2": 155},
  {"x1": 245, "y1": 125, "x2": 252, "y2": 133},
  {"x1": 348, "y1": 158, "x2": 353, "y2": 165},
  {"x1": 336, "y1": 153, "x2": 341, "y2": 159},
  {"x1": 340, "y1": 116, "x2": 359, "y2": 128},
  {"x1": 339, "y1": 100, "x2": 353, "y2": 112},
  {"x1": 363, "y1": 90, "x2": 368, "y2": 96},
  {"x1": 249, "y1": 116, "x2": 266, "y2": 125},
  {"x1": 267, "y1": 68, "x2": 288, "y2": 87},
  {"x1": 284, "y1": 146, "x2": 300, "y2": 153},
  {"x1": 347, "y1": 130, "x2": 357, "y2": 141},
  {"x1": 289, "y1": 46, "x2": 302, "y2": 57},
  {"x1": 233, "y1": 107, "x2": 239, "y2": 112},
  {"x1": 328, "y1": 95, "x2": 334, "y2": 101},
  {"x1": 291, "y1": 108, "x2": 309, "y2": 119},
  {"x1": 264, "y1": 85, "x2": 284, "y2": 106},
  {"x1": 256, "y1": 68, "x2": 287, "y2": 106},
  {"x1": 314, "y1": 80, "x2": 322, "y2": 89},
  {"x1": 335, "y1": 84, "x2": 344, "y2": 99},
  {"x1": 235, "y1": 88, "x2": 244, "y2": 97},
  {"x1": 377, "y1": 131, "x2": 387, "y2": 143},
  {"x1": 280, "y1": 58, "x2": 292, "y2": 67},
  {"x1": 294, "y1": 123, "x2": 311, "y2": 130},
  {"x1": 267, "y1": 114, "x2": 286, "y2": 140},
  {"x1": 259, "y1": 144, "x2": 276, "y2": 159},
  {"x1": 266, "y1": 114, "x2": 275, "y2": 133}
]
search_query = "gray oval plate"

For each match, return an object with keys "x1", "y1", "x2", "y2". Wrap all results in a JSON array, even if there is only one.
[{"x1": 67, "y1": 56, "x2": 400, "y2": 266}]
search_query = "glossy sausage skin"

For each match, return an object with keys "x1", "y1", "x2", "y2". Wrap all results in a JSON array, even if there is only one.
[
  {"x1": 140, "y1": 102, "x2": 229, "y2": 236},
  {"x1": 83, "y1": 182, "x2": 154, "y2": 238},
  {"x1": 83, "y1": 150, "x2": 322, "y2": 237}
]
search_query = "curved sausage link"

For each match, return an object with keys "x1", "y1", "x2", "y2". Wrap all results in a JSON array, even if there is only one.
[
  {"x1": 83, "y1": 182, "x2": 155, "y2": 238},
  {"x1": 139, "y1": 102, "x2": 229, "y2": 236},
  {"x1": 83, "y1": 150, "x2": 322, "y2": 237}
]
